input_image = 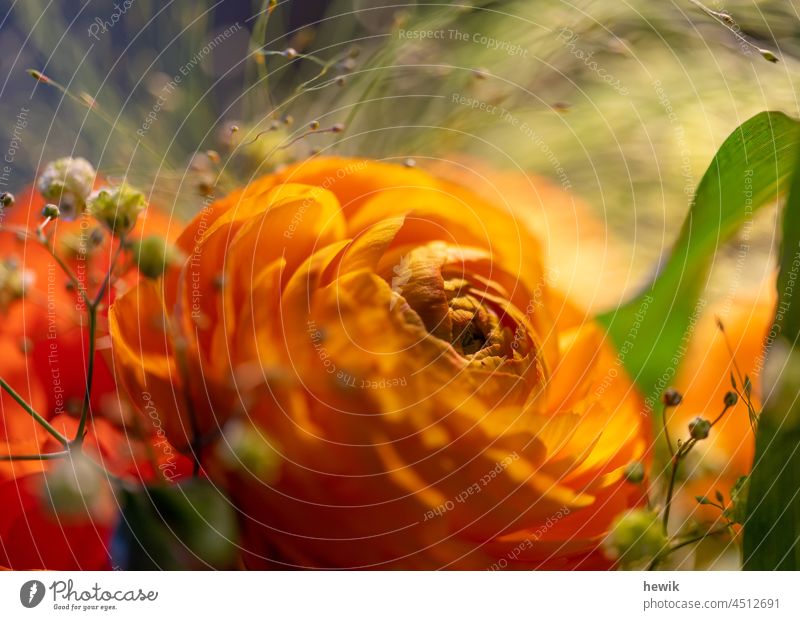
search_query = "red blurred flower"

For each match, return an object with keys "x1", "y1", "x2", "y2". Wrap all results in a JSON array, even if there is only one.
[{"x1": 0, "y1": 184, "x2": 189, "y2": 570}]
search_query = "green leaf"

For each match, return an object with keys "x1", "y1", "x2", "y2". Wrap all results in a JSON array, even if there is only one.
[
  {"x1": 112, "y1": 480, "x2": 240, "y2": 570},
  {"x1": 594, "y1": 111, "x2": 800, "y2": 569},
  {"x1": 743, "y1": 134, "x2": 800, "y2": 570},
  {"x1": 598, "y1": 111, "x2": 800, "y2": 409},
  {"x1": 743, "y1": 347, "x2": 800, "y2": 568}
]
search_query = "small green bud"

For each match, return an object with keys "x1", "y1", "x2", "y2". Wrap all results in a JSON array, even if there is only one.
[
  {"x1": 87, "y1": 183, "x2": 145, "y2": 236},
  {"x1": 42, "y1": 453, "x2": 114, "y2": 522},
  {"x1": 0, "y1": 191, "x2": 14, "y2": 208},
  {"x1": 759, "y1": 48, "x2": 779, "y2": 63},
  {"x1": 689, "y1": 416, "x2": 711, "y2": 440},
  {"x1": 724, "y1": 391, "x2": 738, "y2": 407},
  {"x1": 0, "y1": 258, "x2": 32, "y2": 312},
  {"x1": 603, "y1": 509, "x2": 667, "y2": 568},
  {"x1": 37, "y1": 157, "x2": 96, "y2": 218},
  {"x1": 623, "y1": 461, "x2": 645, "y2": 484},
  {"x1": 215, "y1": 419, "x2": 282, "y2": 483},
  {"x1": 27, "y1": 69, "x2": 50, "y2": 83},
  {"x1": 41, "y1": 203, "x2": 60, "y2": 219},
  {"x1": 662, "y1": 388, "x2": 683, "y2": 407},
  {"x1": 743, "y1": 375, "x2": 752, "y2": 397},
  {"x1": 131, "y1": 235, "x2": 184, "y2": 279}
]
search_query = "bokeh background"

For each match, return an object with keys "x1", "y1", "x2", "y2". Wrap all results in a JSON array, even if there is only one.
[{"x1": 1, "y1": 0, "x2": 798, "y2": 308}]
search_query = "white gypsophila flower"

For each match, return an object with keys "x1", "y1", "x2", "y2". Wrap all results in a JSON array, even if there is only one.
[{"x1": 36, "y1": 157, "x2": 97, "y2": 219}]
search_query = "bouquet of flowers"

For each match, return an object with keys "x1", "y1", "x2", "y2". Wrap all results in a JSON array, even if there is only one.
[{"x1": 0, "y1": 0, "x2": 798, "y2": 572}]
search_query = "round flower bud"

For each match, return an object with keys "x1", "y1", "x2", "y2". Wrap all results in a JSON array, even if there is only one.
[
  {"x1": 689, "y1": 416, "x2": 711, "y2": 440},
  {"x1": 603, "y1": 509, "x2": 667, "y2": 568},
  {"x1": 36, "y1": 157, "x2": 96, "y2": 218},
  {"x1": 131, "y1": 235, "x2": 184, "y2": 279},
  {"x1": 87, "y1": 183, "x2": 145, "y2": 236},
  {"x1": 623, "y1": 461, "x2": 645, "y2": 484},
  {"x1": 724, "y1": 390, "x2": 738, "y2": 407},
  {"x1": 759, "y1": 48, "x2": 779, "y2": 63},
  {"x1": 215, "y1": 419, "x2": 282, "y2": 484},
  {"x1": 662, "y1": 388, "x2": 683, "y2": 407},
  {"x1": 0, "y1": 258, "x2": 33, "y2": 312},
  {"x1": 41, "y1": 453, "x2": 115, "y2": 523},
  {"x1": 0, "y1": 191, "x2": 14, "y2": 208},
  {"x1": 41, "y1": 203, "x2": 60, "y2": 219}
]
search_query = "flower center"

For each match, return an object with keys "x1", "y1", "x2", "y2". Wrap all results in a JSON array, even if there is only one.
[
  {"x1": 382, "y1": 244, "x2": 534, "y2": 364},
  {"x1": 444, "y1": 279, "x2": 498, "y2": 356}
]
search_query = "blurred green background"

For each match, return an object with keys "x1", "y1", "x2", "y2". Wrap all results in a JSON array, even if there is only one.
[{"x1": 1, "y1": 0, "x2": 797, "y2": 305}]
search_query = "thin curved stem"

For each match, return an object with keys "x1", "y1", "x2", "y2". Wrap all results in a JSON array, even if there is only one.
[
  {"x1": 0, "y1": 378, "x2": 69, "y2": 446},
  {"x1": 710, "y1": 402, "x2": 732, "y2": 428},
  {"x1": 92, "y1": 236, "x2": 126, "y2": 307},
  {"x1": 662, "y1": 439, "x2": 696, "y2": 535},
  {"x1": 74, "y1": 304, "x2": 97, "y2": 445},
  {"x1": 647, "y1": 524, "x2": 731, "y2": 570},
  {"x1": 44, "y1": 239, "x2": 91, "y2": 307},
  {"x1": 0, "y1": 451, "x2": 69, "y2": 462},
  {"x1": 0, "y1": 225, "x2": 90, "y2": 306},
  {"x1": 75, "y1": 236, "x2": 126, "y2": 445},
  {"x1": 662, "y1": 404, "x2": 675, "y2": 458},
  {"x1": 30, "y1": 70, "x2": 170, "y2": 167}
]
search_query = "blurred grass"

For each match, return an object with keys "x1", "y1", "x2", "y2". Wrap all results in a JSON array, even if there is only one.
[{"x1": 1, "y1": 0, "x2": 798, "y2": 302}]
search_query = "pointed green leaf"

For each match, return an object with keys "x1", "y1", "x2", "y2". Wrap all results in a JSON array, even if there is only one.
[
  {"x1": 598, "y1": 112, "x2": 800, "y2": 410},
  {"x1": 743, "y1": 134, "x2": 800, "y2": 570}
]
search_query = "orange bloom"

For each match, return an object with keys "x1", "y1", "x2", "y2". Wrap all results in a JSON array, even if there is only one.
[{"x1": 110, "y1": 157, "x2": 648, "y2": 569}]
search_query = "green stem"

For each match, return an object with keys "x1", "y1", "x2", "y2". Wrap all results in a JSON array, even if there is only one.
[
  {"x1": 44, "y1": 238, "x2": 91, "y2": 307},
  {"x1": 74, "y1": 303, "x2": 97, "y2": 445},
  {"x1": 249, "y1": 0, "x2": 276, "y2": 114},
  {"x1": 647, "y1": 524, "x2": 731, "y2": 570},
  {"x1": 688, "y1": 0, "x2": 762, "y2": 51},
  {"x1": 31, "y1": 71, "x2": 170, "y2": 167},
  {"x1": 75, "y1": 236, "x2": 125, "y2": 446},
  {"x1": 173, "y1": 341, "x2": 202, "y2": 476},
  {"x1": 0, "y1": 225, "x2": 90, "y2": 306},
  {"x1": 710, "y1": 402, "x2": 732, "y2": 427},
  {"x1": 662, "y1": 439, "x2": 696, "y2": 535},
  {"x1": 93, "y1": 236, "x2": 126, "y2": 307},
  {"x1": 662, "y1": 404, "x2": 675, "y2": 457},
  {"x1": 0, "y1": 378, "x2": 69, "y2": 446},
  {"x1": 0, "y1": 451, "x2": 69, "y2": 461}
]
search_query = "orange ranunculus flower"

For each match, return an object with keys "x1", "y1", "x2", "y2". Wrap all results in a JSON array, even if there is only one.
[
  {"x1": 109, "y1": 157, "x2": 649, "y2": 569},
  {"x1": 668, "y1": 293, "x2": 774, "y2": 528}
]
